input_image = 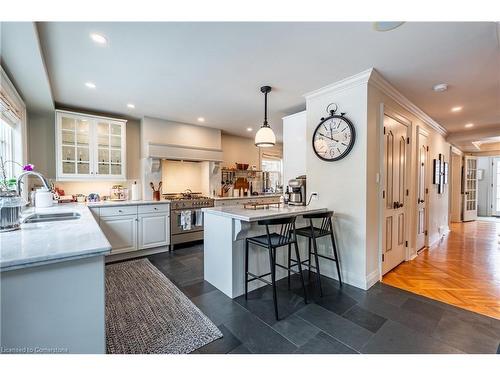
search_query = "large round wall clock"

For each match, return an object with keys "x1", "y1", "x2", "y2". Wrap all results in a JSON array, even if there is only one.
[{"x1": 312, "y1": 105, "x2": 356, "y2": 161}]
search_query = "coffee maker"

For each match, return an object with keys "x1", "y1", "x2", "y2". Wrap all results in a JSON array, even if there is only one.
[{"x1": 287, "y1": 175, "x2": 306, "y2": 206}]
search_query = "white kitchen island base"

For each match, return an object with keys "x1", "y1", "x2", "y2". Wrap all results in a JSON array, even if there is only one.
[{"x1": 203, "y1": 205, "x2": 327, "y2": 298}]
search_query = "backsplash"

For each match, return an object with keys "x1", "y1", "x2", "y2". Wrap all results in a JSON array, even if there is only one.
[{"x1": 53, "y1": 180, "x2": 140, "y2": 199}]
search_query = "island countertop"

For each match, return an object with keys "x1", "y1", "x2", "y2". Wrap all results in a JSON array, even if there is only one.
[
  {"x1": 0, "y1": 203, "x2": 111, "y2": 271},
  {"x1": 202, "y1": 204, "x2": 327, "y2": 222}
]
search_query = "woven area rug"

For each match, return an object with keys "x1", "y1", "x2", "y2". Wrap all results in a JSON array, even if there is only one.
[{"x1": 105, "y1": 258, "x2": 222, "y2": 354}]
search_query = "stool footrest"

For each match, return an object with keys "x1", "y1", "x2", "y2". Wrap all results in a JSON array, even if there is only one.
[{"x1": 247, "y1": 272, "x2": 272, "y2": 286}]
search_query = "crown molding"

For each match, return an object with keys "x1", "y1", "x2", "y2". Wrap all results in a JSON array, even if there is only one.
[
  {"x1": 303, "y1": 68, "x2": 374, "y2": 100},
  {"x1": 368, "y1": 69, "x2": 447, "y2": 136},
  {"x1": 282, "y1": 110, "x2": 306, "y2": 121}
]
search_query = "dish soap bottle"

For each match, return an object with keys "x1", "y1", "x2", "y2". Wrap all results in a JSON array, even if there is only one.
[{"x1": 283, "y1": 186, "x2": 290, "y2": 204}]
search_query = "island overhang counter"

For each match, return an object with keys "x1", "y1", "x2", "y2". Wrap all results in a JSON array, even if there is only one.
[{"x1": 202, "y1": 205, "x2": 328, "y2": 298}]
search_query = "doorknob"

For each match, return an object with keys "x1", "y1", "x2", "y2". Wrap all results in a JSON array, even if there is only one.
[{"x1": 393, "y1": 201, "x2": 398, "y2": 209}]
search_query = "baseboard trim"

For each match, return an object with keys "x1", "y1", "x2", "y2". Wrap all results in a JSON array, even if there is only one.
[{"x1": 106, "y1": 246, "x2": 170, "y2": 263}]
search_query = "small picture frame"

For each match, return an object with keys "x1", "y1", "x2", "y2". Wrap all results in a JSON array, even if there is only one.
[{"x1": 443, "y1": 162, "x2": 449, "y2": 185}]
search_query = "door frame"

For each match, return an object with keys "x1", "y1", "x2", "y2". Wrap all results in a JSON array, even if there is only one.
[
  {"x1": 492, "y1": 157, "x2": 500, "y2": 216},
  {"x1": 378, "y1": 104, "x2": 412, "y2": 278},
  {"x1": 415, "y1": 125, "x2": 430, "y2": 251}
]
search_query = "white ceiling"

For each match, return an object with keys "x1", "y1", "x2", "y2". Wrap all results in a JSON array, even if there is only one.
[{"x1": 35, "y1": 22, "x2": 500, "y2": 142}]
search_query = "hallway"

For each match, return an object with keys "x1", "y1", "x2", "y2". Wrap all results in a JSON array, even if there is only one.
[{"x1": 383, "y1": 219, "x2": 500, "y2": 320}]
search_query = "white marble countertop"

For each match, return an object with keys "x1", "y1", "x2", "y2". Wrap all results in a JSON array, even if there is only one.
[
  {"x1": 211, "y1": 194, "x2": 281, "y2": 201},
  {"x1": 1, "y1": 203, "x2": 111, "y2": 271},
  {"x1": 86, "y1": 199, "x2": 170, "y2": 207},
  {"x1": 202, "y1": 204, "x2": 327, "y2": 222}
]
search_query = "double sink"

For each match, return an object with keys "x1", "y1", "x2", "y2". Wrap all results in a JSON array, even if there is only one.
[{"x1": 23, "y1": 212, "x2": 81, "y2": 224}]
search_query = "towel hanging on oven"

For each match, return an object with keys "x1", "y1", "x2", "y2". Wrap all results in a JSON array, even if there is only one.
[
  {"x1": 194, "y1": 209, "x2": 203, "y2": 227},
  {"x1": 180, "y1": 210, "x2": 192, "y2": 231}
]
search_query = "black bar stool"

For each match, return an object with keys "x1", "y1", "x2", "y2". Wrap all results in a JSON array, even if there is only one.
[
  {"x1": 293, "y1": 211, "x2": 342, "y2": 296},
  {"x1": 245, "y1": 216, "x2": 308, "y2": 320}
]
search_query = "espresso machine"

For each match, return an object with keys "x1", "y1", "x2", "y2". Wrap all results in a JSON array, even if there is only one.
[{"x1": 288, "y1": 175, "x2": 306, "y2": 206}]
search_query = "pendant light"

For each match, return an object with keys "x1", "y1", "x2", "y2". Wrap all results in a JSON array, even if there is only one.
[{"x1": 254, "y1": 85, "x2": 276, "y2": 147}]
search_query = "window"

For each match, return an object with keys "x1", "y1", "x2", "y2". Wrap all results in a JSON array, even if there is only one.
[
  {"x1": 0, "y1": 118, "x2": 14, "y2": 178},
  {"x1": 261, "y1": 156, "x2": 283, "y2": 192}
]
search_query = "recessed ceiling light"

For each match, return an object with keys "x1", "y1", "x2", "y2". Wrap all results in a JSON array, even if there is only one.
[
  {"x1": 85, "y1": 82, "x2": 96, "y2": 89},
  {"x1": 127, "y1": 103, "x2": 135, "y2": 109},
  {"x1": 451, "y1": 106, "x2": 462, "y2": 112},
  {"x1": 465, "y1": 123, "x2": 474, "y2": 128},
  {"x1": 247, "y1": 127, "x2": 253, "y2": 132},
  {"x1": 197, "y1": 117, "x2": 205, "y2": 122},
  {"x1": 90, "y1": 33, "x2": 107, "y2": 45},
  {"x1": 373, "y1": 22, "x2": 405, "y2": 32},
  {"x1": 432, "y1": 83, "x2": 448, "y2": 92}
]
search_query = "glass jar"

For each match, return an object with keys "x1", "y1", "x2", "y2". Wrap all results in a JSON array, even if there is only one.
[{"x1": 0, "y1": 191, "x2": 26, "y2": 232}]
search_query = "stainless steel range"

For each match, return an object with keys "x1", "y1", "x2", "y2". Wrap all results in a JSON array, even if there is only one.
[{"x1": 163, "y1": 190, "x2": 214, "y2": 248}]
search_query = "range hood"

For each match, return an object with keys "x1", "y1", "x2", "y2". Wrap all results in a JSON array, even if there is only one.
[{"x1": 146, "y1": 142, "x2": 223, "y2": 162}]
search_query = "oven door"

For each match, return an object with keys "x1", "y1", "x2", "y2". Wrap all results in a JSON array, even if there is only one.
[{"x1": 171, "y1": 209, "x2": 204, "y2": 235}]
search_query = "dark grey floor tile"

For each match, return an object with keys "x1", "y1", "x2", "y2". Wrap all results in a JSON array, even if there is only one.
[
  {"x1": 342, "y1": 304, "x2": 387, "y2": 333},
  {"x1": 194, "y1": 324, "x2": 242, "y2": 354},
  {"x1": 295, "y1": 331, "x2": 358, "y2": 354},
  {"x1": 359, "y1": 295, "x2": 440, "y2": 335},
  {"x1": 361, "y1": 320, "x2": 463, "y2": 354},
  {"x1": 181, "y1": 280, "x2": 217, "y2": 298},
  {"x1": 433, "y1": 313, "x2": 500, "y2": 354},
  {"x1": 365, "y1": 283, "x2": 410, "y2": 307},
  {"x1": 224, "y1": 311, "x2": 297, "y2": 354},
  {"x1": 272, "y1": 314, "x2": 321, "y2": 346},
  {"x1": 191, "y1": 289, "x2": 248, "y2": 326},
  {"x1": 401, "y1": 298, "x2": 445, "y2": 322},
  {"x1": 229, "y1": 344, "x2": 252, "y2": 354},
  {"x1": 295, "y1": 303, "x2": 373, "y2": 351},
  {"x1": 235, "y1": 284, "x2": 306, "y2": 324}
]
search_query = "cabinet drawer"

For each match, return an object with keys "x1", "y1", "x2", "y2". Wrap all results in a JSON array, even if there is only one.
[
  {"x1": 100, "y1": 205, "x2": 137, "y2": 217},
  {"x1": 138, "y1": 204, "x2": 170, "y2": 214}
]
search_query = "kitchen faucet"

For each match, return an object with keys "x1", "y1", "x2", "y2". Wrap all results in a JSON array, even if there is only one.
[{"x1": 16, "y1": 171, "x2": 51, "y2": 196}]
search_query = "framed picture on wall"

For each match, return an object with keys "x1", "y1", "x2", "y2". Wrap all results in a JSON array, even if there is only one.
[{"x1": 443, "y1": 162, "x2": 449, "y2": 185}]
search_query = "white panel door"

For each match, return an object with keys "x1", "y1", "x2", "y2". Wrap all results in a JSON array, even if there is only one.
[
  {"x1": 493, "y1": 158, "x2": 500, "y2": 216},
  {"x1": 100, "y1": 215, "x2": 138, "y2": 254},
  {"x1": 463, "y1": 156, "x2": 478, "y2": 221},
  {"x1": 416, "y1": 131, "x2": 429, "y2": 251},
  {"x1": 138, "y1": 213, "x2": 170, "y2": 249},
  {"x1": 382, "y1": 114, "x2": 409, "y2": 275}
]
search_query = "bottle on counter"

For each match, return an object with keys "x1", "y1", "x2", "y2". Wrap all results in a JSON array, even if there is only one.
[{"x1": 283, "y1": 186, "x2": 290, "y2": 204}]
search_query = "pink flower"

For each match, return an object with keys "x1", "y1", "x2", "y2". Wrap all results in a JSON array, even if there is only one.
[{"x1": 23, "y1": 164, "x2": 34, "y2": 171}]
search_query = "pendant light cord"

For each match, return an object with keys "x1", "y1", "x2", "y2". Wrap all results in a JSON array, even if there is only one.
[{"x1": 263, "y1": 90, "x2": 268, "y2": 126}]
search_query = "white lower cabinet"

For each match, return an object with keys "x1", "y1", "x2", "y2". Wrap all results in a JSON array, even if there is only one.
[
  {"x1": 99, "y1": 215, "x2": 138, "y2": 254},
  {"x1": 138, "y1": 212, "x2": 170, "y2": 249},
  {"x1": 96, "y1": 203, "x2": 170, "y2": 255}
]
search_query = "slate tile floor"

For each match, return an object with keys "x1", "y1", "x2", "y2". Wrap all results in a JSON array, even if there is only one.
[{"x1": 147, "y1": 242, "x2": 500, "y2": 354}]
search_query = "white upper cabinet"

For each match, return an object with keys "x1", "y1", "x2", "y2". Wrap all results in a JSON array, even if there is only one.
[{"x1": 56, "y1": 110, "x2": 127, "y2": 181}]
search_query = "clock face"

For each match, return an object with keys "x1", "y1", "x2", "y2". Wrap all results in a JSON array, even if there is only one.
[{"x1": 312, "y1": 115, "x2": 355, "y2": 161}]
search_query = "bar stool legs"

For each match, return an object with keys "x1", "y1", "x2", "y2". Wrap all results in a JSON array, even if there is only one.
[
  {"x1": 330, "y1": 221, "x2": 343, "y2": 286},
  {"x1": 245, "y1": 240, "x2": 249, "y2": 299},
  {"x1": 293, "y1": 241, "x2": 308, "y2": 304},
  {"x1": 311, "y1": 231, "x2": 324, "y2": 297},
  {"x1": 268, "y1": 247, "x2": 279, "y2": 320}
]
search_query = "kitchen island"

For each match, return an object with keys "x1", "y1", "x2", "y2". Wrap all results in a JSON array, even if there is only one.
[
  {"x1": 202, "y1": 204, "x2": 327, "y2": 298},
  {"x1": 0, "y1": 203, "x2": 111, "y2": 354}
]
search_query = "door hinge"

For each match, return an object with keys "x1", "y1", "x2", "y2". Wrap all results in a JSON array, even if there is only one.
[
  {"x1": 425, "y1": 188, "x2": 429, "y2": 194},
  {"x1": 426, "y1": 146, "x2": 429, "y2": 151},
  {"x1": 383, "y1": 126, "x2": 386, "y2": 134},
  {"x1": 382, "y1": 254, "x2": 385, "y2": 262},
  {"x1": 405, "y1": 241, "x2": 408, "y2": 247},
  {"x1": 406, "y1": 189, "x2": 409, "y2": 196},
  {"x1": 425, "y1": 230, "x2": 428, "y2": 236},
  {"x1": 406, "y1": 137, "x2": 410, "y2": 144},
  {"x1": 382, "y1": 190, "x2": 385, "y2": 199}
]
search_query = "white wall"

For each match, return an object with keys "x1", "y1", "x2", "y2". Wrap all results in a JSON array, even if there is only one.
[
  {"x1": 303, "y1": 69, "x2": 451, "y2": 290},
  {"x1": 283, "y1": 111, "x2": 307, "y2": 185},
  {"x1": 305, "y1": 80, "x2": 369, "y2": 289}
]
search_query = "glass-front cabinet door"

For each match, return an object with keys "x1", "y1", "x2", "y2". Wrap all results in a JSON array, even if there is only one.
[
  {"x1": 95, "y1": 120, "x2": 125, "y2": 177},
  {"x1": 56, "y1": 111, "x2": 127, "y2": 181}
]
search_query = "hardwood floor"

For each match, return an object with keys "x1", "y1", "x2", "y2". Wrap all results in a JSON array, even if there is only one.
[{"x1": 383, "y1": 219, "x2": 500, "y2": 320}]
